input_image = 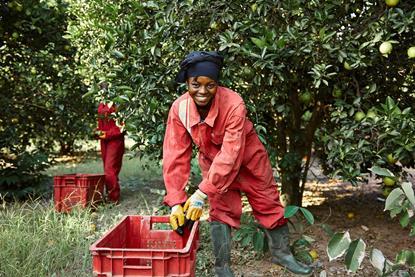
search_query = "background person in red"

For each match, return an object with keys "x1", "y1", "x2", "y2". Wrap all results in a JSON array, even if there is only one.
[
  {"x1": 163, "y1": 51, "x2": 312, "y2": 276},
  {"x1": 96, "y1": 85, "x2": 125, "y2": 204}
]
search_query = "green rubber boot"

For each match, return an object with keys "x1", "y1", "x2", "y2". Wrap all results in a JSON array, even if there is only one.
[
  {"x1": 264, "y1": 224, "x2": 313, "y2": 275},
  {"x1": 210, "y1": 222, "x2": 235, "y2": 277}
]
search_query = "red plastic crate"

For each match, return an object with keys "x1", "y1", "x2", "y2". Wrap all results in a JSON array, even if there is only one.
[
  {"x1": 90, "y1": 215, "x2": 200, "y2": 277},
  {"x1": 53, "y1": 174, "x2": 105, "y2": 212}
]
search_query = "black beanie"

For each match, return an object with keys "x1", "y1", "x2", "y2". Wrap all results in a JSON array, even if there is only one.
[{"x1": 176, "y1": 51, "x2": 224, "y2": 83}]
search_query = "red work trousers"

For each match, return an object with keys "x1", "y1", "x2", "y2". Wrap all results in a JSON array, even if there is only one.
[
  {"x1": 200, "y1": 134, "x2": 287, "y2": 229},
  {"x1": 100, "y1": 138, "x2": 124, "y2": 203}
]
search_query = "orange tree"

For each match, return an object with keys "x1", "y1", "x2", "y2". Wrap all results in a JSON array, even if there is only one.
[
  {"x1": 66, "y1": 0, "x2": 415, "y2": 205},
  {"x1": 0, "y1": 0, "x2": 95, "y2": 197}
]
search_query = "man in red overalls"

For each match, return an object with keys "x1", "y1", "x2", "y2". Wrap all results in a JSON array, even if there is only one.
[
  {"x1": 97, "y1": 100, "x2": 125, "y2": 204},
  {"x1": 163, "y1": 51, "x2": 312, "y2": 276}
]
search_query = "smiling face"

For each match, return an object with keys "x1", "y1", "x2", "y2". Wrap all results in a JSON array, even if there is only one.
[{"x1": 187, "y1": 76, "x2": 218, "y2": 107}]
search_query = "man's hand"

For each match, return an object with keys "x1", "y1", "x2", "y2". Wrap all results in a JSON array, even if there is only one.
[
  {"x1": 170, "y1": 204, "x2": 185, "y2": 230},
  {"x1": 183, "y1": 189, "x2": 207, "y2": 221}
]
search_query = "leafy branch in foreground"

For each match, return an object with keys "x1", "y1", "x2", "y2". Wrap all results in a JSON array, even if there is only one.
[{"x1": 326, "y1": 182, "x2": 415, "y2": 276}]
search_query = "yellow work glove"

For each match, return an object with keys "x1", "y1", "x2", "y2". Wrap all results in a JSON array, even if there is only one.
[
  {"x1": 170, "y1": 204, "x2": 185, "y2": 230},
  {"x1": 183, "y1": 189, "x2": 207, "y2": 221}
]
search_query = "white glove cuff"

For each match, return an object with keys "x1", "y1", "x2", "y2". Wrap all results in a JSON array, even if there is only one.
[
  {"x1": 195, "y1": 189, "x2": 207, "y2": 199},
  {"x1": 171, "y1": 204, "x2": 181, "y2": 213}
]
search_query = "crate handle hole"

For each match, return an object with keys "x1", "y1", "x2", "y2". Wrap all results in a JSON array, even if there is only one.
[
  {"x1": 124, "y1": 258, "x2": 152, "y2": 267},
  {"x1": 151, "y1": 222, "x2": 170, "y2": 231}
]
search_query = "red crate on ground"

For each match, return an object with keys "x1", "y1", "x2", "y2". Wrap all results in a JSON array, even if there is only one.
[
  {"x1": 90, "y1": 215, "x2": 200, "y2": 277},
  {"x1": 53, "y1": 174, "x2": 105, "y2": 212}
]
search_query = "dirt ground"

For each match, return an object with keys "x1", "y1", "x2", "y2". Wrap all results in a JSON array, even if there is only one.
[
  {"x1": 233, "y1": 179, "x2": 415, "y2": 277},
  {"x1": 102, "y1": 162, "x2": 415, "y2": 277}
]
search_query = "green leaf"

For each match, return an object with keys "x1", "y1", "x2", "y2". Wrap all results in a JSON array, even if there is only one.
[
  {"x1": 232, "y1": 230, "x2": 243, "y2": 241},
  {"x1": 117, "y1": 85, "x2": 133, "y2": 92},
  {"x1": 284, "y1": 205, "x2": 300, "y2": 218},
  {"x1": 295, "y1": 250, "x2": 314, "y2": 265},
  {"x1": 370, "y1": 248, "x2": 385, "y2": 276},
  {"x1": 302, "y1": 235, "x2": 316, "y2": 244},
  {"x1": 300, "y1": 207, "x2": 315, "y2": 225},
  {"x1": 320, "y1": 224, "x2": 335, "y2": 237},
  {"x1": 372, "y1": 32, "x2": 382, "y2": 43},
  {"x1": 241, "y1": 234, "x2": 252, "y2": 247},
  {"x1": 143, "y1": 1, "x2": 159, "y2": 9},
  {"x1": 250, "y1": 37, "x2": 266, "y2": 49},
  {"x1": 369, "y1": 166, "x2": 395, "y2": 177},
  {"x1": 345, "y1": 239, "x2": 366, "y2": 273},
  {"x1": 401, "y1": 182, "x2": 415, "y2": 207},
  {"x1": 319, "y1": 27, "x2": 326, "y2": 39},
  {"x1": 253, "y1": 231, "x2": 265, "y2": 252},
  {"x1": 384, "y1": 188, "x2": 404, "y2": 211},
  {"x1": 396, "y1": 250, "x2": 409, "y2": 265},
  {"x1": 104, "y1": 32, "x2": 115, "y2": 50},
  {"x1": 113, "y1": 96, "x2": 129, "y2": 104},
  {"x1": 396, "y1": 250, "x2": 415, "y2": 267},
  {"x1": 400, "y1": 211, "x2": 410, "y2": 228},
  {"x1": 327, "y1": 231, "x2": 351, "y2": 261},
  {"x1": 390, "y1": 206, "x2": 403, "y2": 218},
  {"x1": 276, "y1": 38, "x2": 286, "y2": 48},
  {"x1": 407, "y1": 251, "x2": 415, "y2": 267},
  {"x1": 368, "y1": 83, "x2": 377, "y2": 93},
  {"x1": 81, "y1": 90, "x2": 94, "y2": 99},
  {"x1": 293, "y1": 238, "x2": 312, "y2": 248},
  {"x1": 386, "y1": 96, "x2": 396, "y2": 111},
  {"x1": 402, "y1": 107, "x2": 411, "y2": 115},
  {"x1": 112, "y1": 50, "x2": 125, "y2": 59}
]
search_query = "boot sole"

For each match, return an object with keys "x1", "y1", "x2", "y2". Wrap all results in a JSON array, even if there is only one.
[{"x1": 270, "y1": 260, "x2": 313, "y2": 276}]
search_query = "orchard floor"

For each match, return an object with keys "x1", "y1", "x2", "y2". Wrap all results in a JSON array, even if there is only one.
[
  {"x1": 112, "y1": 176, "x2": 415, "y2": 277},
  {"x1": 48, "y1": 153, "x2": 415, "y2": 276},
  {"x1": 235, "y1": 179, "x2": 415, "y2": 277}
]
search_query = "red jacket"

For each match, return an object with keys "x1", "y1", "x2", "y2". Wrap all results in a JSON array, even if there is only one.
[
  {"x1": 97, "y1": 103, "x2": 123, "y2": 140},
  {"x1": 163, "y1": 86, "x2": 260, "y2": 207}
]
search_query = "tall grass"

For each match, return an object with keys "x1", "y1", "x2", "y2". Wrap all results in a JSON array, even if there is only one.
[{"x1": 0, "y1": 199, "x2": 100, "y2": 277}]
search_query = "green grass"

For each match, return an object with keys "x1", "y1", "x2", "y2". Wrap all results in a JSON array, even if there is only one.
[
  {"x1": 46, "y1": 154, "x2": 162, "y2": 190},
  {"x1": 0, "y1": 199, "x2": 103, "y2": 277}
]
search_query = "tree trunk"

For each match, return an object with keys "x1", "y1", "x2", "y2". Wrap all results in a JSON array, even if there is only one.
[
  {"x1": 278, "y1": 93, "x2": 326, "y2": 206},
  {"x1": 281, "y1": 161, "x2": 303, "y2": 206},
  {"x1": 275, "y1": 83, "x2": 329, "y2": 206}
]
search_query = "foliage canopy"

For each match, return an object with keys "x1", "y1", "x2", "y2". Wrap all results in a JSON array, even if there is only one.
[
  {"x1": 65, "y1": 0, "x2": 415, "y2": 204},
  {"x1": 0, "y1": 0, "x2": 95, "y2": 197}
]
